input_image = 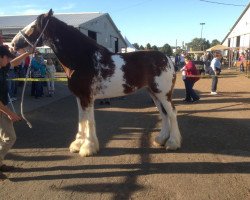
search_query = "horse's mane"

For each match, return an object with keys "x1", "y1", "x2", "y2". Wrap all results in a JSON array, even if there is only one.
[{"x1": 38, "y1": 14, "x2": 112, "y2": 71}]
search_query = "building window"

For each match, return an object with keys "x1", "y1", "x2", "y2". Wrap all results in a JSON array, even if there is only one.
[
  {"x1": 110, "y1": 36, "x2": 119, "y2": 53},
  {"x1": 236, "y1": 36, "x2": 240, "y2": 47},
  {"x1": 228, "y1": 38, "x2": 231, "y2": 47},
  {"x1": 88, "y1": 30, "x2": 97, "y2": 41}
]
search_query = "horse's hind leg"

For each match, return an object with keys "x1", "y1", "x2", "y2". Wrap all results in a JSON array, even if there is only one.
[
  {"x1": 154, "y1": 93, "x2": 181, "y2": 150},
  {"x1": 148, "y1": 91, "x2": 170, "y2": 146}
]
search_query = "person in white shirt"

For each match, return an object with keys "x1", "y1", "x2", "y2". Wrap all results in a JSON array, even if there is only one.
[{"x1": 209, "y1": 51, "x2": 222, "y2": 95}]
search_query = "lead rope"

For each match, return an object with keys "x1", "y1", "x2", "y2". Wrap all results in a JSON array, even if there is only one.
[{"x1": 20, "y1": 19, "x2": 50, "y2": 128}]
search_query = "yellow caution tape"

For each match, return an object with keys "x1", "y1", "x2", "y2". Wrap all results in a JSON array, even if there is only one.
[{"x1": 8, "y1": 77, "x2": 68, "y2": 82}]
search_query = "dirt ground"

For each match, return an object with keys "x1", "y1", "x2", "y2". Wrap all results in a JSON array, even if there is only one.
[{"x1": 0, "y1": 69, "x2": 250, "y2": 200}]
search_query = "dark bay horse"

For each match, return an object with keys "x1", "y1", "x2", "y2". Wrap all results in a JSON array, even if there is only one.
[{"x1": 11, "y1": 9, "x2": 181, "y2": 157}]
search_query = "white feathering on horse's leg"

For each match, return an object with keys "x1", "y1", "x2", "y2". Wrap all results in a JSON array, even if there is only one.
[
  {"x1": 78, "y1": 112, "x2": 99, "y2": 157},
  {"x1": 79, "y1": 133, "x2": 99, "y2": 157},
  {"x1": 149, "y1": 92, "x2": 170, "y2": 147},
  {"x1": 69, "y1": 138, "x2": 83, "y2": 153},
  {"x1": 165, "y1": 108, "x2": 181, "y2": 150}
]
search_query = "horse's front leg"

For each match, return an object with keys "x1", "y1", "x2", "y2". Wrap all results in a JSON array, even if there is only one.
[
  {"x1": 69, "y1": 98, "x2": 85, "y2": 153},
  {"x1": 69, "y1": 98, "x2": 99, "y2": 156}
]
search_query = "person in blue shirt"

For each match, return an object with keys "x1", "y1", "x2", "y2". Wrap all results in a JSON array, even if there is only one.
[
  {"x1": 209, "y1": 51, "x2": 222, "y2": 95},
  {"x1": 30, "y1": 51, "x2": 46, "y2": 98}
]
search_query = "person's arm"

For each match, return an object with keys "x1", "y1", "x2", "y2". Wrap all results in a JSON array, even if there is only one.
[
  {"x1": 0, "y1": 101, "x2": 22, "y2": 122},
  {"x1": 10, "y1": 52, "x2": 31, "y2": 67}
]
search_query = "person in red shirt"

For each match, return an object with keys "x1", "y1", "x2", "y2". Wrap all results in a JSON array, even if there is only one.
[
  {"x1": 0, "y1": 35, "x2": 3, "y2": 45},
  {"x1": 239, "y1": 52, "x2": 246, "y2": 72},
  {"x1": 181, "y1": 55, "x2": 200, "y2": 103}
]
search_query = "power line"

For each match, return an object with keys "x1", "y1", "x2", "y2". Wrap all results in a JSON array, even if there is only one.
[
  {"x1": 199, "y1": 0, "x2": 247, "y2": 7},
  {"x1": 110, "y1": 0, "x2": 153, "y2": 13}
]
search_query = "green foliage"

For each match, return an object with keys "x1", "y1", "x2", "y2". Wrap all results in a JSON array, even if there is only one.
[
  {"x1": 210, "y1": 39, "x2": 221, "y2": 47},
  {"x1": 160, "y1": 43, "x2": 173, "y2": 56},
  {"x1": 146, "y1": 43, "x2": 152, "y2": 49},
  {"x1": 132, "y1": 43, "x2": 140, "y2": 50},
  {"x1": 187, "y1": 37, "x2": 210, "y2": 51},
  {"x1": 151, "y1": 45, "x2": 159, "y2": 51},
  {"x1": 139, "y1": 45, "x2": 145, "y2": 50}
]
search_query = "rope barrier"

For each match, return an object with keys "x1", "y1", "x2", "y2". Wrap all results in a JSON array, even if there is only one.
[{"x1": 7, "y1": 73, "x2": 249, "y2": 82}]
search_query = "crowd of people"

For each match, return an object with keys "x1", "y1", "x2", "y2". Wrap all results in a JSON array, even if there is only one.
[
  {"x1": 1, "y1": 45, "x2": 56, "y2": 101},
  {"x1": 176, "y1": 50, "x2": 223, "y2": 103},
  {"x1": 30, "y1": 51, "x2": 56, "y2": 99}
]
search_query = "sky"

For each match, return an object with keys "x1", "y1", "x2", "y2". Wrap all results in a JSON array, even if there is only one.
[{"x1": 0, "y1": 0, "x2": 249, "y2": 47}]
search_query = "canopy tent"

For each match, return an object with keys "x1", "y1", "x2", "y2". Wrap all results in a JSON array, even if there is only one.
[{"x1": 206, "y1": 44, "x2": 230, "y2": 51}]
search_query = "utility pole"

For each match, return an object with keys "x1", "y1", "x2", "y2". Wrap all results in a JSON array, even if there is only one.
[{"x1": 200, "y1": 22, "x2": 205, "y2": 50}]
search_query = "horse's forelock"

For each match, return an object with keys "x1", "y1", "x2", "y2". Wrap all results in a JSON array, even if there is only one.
[
  {"x1": 36, "y1": 11, "x2": 53, "y2": 33},
  {"x1": 36, "y1": 14, "x2": 47, "y2": 31}
]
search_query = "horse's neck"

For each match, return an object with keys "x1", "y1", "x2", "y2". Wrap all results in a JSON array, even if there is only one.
[{"x1": 45, "y1": 23, "x2": 95, "y2": 69}]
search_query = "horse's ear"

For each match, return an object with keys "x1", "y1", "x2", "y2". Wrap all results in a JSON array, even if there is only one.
[{"x1": 45, "y1": 9, "x2": 53, "y2": 18}]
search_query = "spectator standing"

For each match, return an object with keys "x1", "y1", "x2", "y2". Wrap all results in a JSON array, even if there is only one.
[
  {"x1": 180, "y1": 55, "x2": 200, "y2": 103},
  {"x1": 174, "y1": 54, "x2": 180, "y2": 71},
  {"x1": 238, "y1": 52, "x2": 246, "y2": 72},
  {"x1": 179, "y1": 52, "x2": 185, "y2": 68},
  {"x1": 208, "y1": 51, "x2": 222, "y2": 95},
  {"x1": 7, "y1": 63, "x2": 18, "y2": 101},
  {"x1": 46, "y1": 58, "x2": 56, "y2": 97},
  {"x1": 0, "y1": 35, "x2": 3, "y2": 45},
  {"x1": 30, "y1": 51, "x2": 46, "y2": 99}
]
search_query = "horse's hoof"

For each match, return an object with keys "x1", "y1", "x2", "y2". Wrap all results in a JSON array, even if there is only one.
[
  {"x1": 69, "y1": 140, "x2": 82, "y2": 153},
  {"x1": 154, "y1": 135, "x2": 167, "y2": 146},
  {"x1": 79, "y1": 142, "x2": 99, "y2": 157},
  {"x1": 165, "y1": 139, "x2": 180, "y2": 151}
]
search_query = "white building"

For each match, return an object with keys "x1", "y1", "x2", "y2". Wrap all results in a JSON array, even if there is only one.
[
  {"x1": 0, "y1": 12, "x2": 127, "y2": 53},
  {"x1": 222, "y1": 3, "x2": 250, "y2": 48}
]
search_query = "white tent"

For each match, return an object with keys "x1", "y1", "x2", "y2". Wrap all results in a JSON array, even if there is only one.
[
  {"x1": 206, "y1": 44, "x2": 230, "y2": 51},
  {"x1": 121, "y1": 36, "x2": 137, "y2": 53}
]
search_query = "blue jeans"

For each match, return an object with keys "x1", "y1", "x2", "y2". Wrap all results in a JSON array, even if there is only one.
[
  {"x1": 31, "y1": 81, "x2": 43, "y2": 98},
  {"x1": 183, "y1": 79, "x2": 199, "y2": 101},
  {"x1": 7, "y1": 69, "x2": 18, "y2": 98},
  {"x1": 207, "y1": 67, "x2": 219, "y2": 92}
]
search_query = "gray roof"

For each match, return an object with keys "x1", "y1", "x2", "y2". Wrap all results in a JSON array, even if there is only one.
[{"x1": 0, "y1": 12, "x2": 105, "y2": 29}]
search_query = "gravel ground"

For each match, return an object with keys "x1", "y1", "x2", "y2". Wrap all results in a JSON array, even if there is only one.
[{"x1": 0, "y1": 69, "x2": 249, "y2": 200}]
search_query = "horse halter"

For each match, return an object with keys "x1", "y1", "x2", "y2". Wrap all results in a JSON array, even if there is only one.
[
  {"x1": 19, "y1": 19, "x2": 50, "y2": 49},
  {"x1": 18, "y1": 19, "x2": 49, "y2": 129}
]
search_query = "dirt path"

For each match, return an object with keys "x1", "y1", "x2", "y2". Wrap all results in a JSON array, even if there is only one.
[{"x1": 0, "y1": 69, "x2": 249, "y2": 200}]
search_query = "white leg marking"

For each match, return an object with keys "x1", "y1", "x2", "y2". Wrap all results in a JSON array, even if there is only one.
[
  {"x1": 149, "y1": 92, "x2": 170, "y2": 146},
  {"x1": 156, "y1": 94, "x2": 181, "y2": 150},
  {"x1": 69, "y1": 98, "x2": 84, "y2": 153},
  {"x1": 78, "y1": 103, "x2": 99, "y2": 157}
]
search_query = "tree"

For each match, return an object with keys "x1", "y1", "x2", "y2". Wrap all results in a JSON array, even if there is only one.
[
  {"x1": 210, "y1": 39, "x2": 221, "y2": 47},
  {"x1": 160, "y1": 43, "x2": 173, "y2": 56},
  {"x1": 146, "y1": 43, "x2": 152, "y2": 50},
  {"x1": 132, "y1": 43, "x2": 140, "y2": 50},
  {"x1": 139, "y1": 45, "x2": 145, "y2": 50},
  {"x1": 151, "y1": 45, "x2": 159, "y2": 51},
  {"x1": 187, "y1": 38, "x2": 210, "y2": 51}
]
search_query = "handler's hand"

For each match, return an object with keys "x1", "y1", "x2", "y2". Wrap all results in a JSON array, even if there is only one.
[{"x1": 7, "y1": 112, "x2": 22, "y2": 122}]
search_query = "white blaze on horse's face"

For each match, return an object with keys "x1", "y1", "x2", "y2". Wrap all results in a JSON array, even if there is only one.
[
  {"x1": 23, "y1": 20, "x2": 37, "y2": 36},
  {"x1": 11, "y1": 20, "x2": 37, "y2": 50}
]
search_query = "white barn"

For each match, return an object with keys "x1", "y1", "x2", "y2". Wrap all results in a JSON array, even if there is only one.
[
  {"x1": 222, "y1": 3, "x2": 250, "y2": 48},
  {"x1": 0, "y1": 12, "x2": 127, "y2": 53}
]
